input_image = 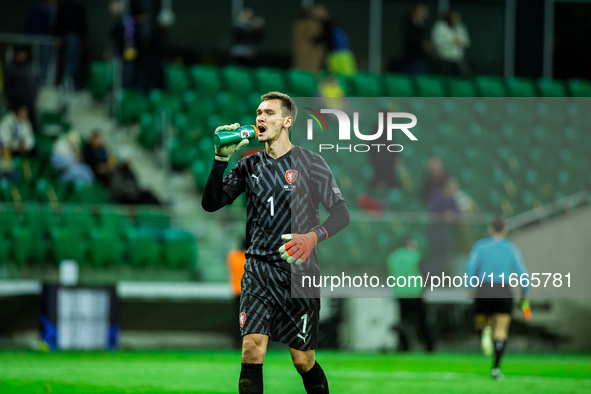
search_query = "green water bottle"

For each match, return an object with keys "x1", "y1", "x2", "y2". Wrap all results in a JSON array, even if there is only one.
[{"x1": 213, "y1": 125, "x2": 258, "y2": 148}]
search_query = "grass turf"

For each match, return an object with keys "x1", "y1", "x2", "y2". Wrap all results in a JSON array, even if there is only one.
[{"x1": 0, "y1": 351, "x2": 590, "y2": 393}]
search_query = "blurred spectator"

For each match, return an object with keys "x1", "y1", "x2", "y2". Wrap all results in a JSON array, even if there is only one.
[
  {"x1": 404, "y1": 3, "x2": 431, "y2": 75},
  {"x1": 426, "y1": 178, "x2": 461, "y2": 276},
  {"x1": 82, "y1": 129, "x2": 114, "y2": 184},
  {"x1": 316, "y1": 5, "x2": 357, "y2": 76},
  {"x1": 292, "y1": 6, "x2": 326, "y2": 72},
  {"x1": 27, "y1": 0, "x2": 56, "y2": 85},
  {"x1": 229, "y1": 8, "x2": 265, "y2": 67},
  {"x1": 51, "y1": 130, "x2": 95, "y2": 184},
  {"x1": 227, "y1": 239, "x2": 247, "y2": 349},
  {"x1": 388, "y1": 238, "x2": 436, "y2": 352},
  {"x1": 55, "y1": 0, "x2": 88, "y2": 89},
  {"x1": 450, "y1": 178, "x2": 477, "y2": 214},
  {"x1": 3, "y1": 45, "x2": 40, "y2": 133},
  {"x1": 109, "y1": 148, "x2": 160, "y2": 205},
  {"x1": 0, "y1": 104, "x2": 36, "y2": 157},
  {"x1": 110, "y1": 1, "x2": 142, "y2": 88},
  {"x1": 431, "y1": 9, "x2": 471, "y2": 76},
  {"x1": 420, "y1": 157, "x2": 448, "y2": 203}
]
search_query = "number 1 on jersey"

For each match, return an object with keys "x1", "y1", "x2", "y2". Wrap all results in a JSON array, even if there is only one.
[{"x1": 267, "y1": 196, "x2": 274, "y2": 216}]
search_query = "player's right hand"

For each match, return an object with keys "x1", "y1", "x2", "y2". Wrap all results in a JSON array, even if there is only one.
[{"x1": 214, "y1": 123, "x2": 250, "y2": 162}]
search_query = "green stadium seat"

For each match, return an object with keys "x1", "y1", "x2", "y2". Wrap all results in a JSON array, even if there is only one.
[
  {"x1": 0, "y1": 235, "x2": 8, "y2": 266},
  {"x1": 0, "y1": 206, "x2": 20, "y2": 237},
  {"x1": 128, "y1": 228, "x2": 162, "y2": 268},
  {"x1": 447, "y1": 77, "x2": 476, "y2": 97},
  {"x1": 88, "y1": 227, "x2": 124, "y2": 268},
  {"x1": 49, "y1": 227, "x2": 86, "y2": 265},
  {"x1": 190, "y1": 65, "x2": 222, "y2": 96},
  {"x1": 254, "y1": 68, "x2": 286, "y2": 94},
  {"x1": 537, "y1": 79, "x2": 567, "y2": 97},
  {"x1": 163, "y1": 229, "x2": 197, "y2": 269},
  {"x1": 34, "y1": 178, "x2": 60, "y2": 204},
  {"x1": 67, "y1": 183, "x2": 108, "y2": 204},
  {"x1": 506, "y1": 77, "x2": 536, "y2": 97},
  {"x1": 192, "y1": 159, "x2": 209, "y2": 192},
  {"x1": 164, "y1": 64, "x2": 189, "y2": 95},
  {"x1": 566, "y1": 79, "x2": 591, "y2": 97},
  {"x1": 286, "y1": 69, "x2": 318, "y2": 97},
  {"x1": 138, "y1": 113, "x2": 159, "y2": 150},
  {"x1": 149, "y1": 89, "x2": 182, "y2": 115},
  {"x1": 135, "y1": 209, "x2": 170, "y2": 231},
  {"x1": 350, "y1": 72, "x2": 383, "y2": 96},
  {"x1": 183, "y1": 90, "x2": 216, "y2": 125},
  {"x1": 11, "y1": 226, "x2": 33, "y2": 267},
  {"x1": 474, "y1": 76, "x2": 507, "y2": 97},
  {"x1": 170, "y1": 138, "x2": 198, "y2": 171},
  {"x1": 223, "y1": 66, "x2": 255, "y2": 95},
  {"x1": 99, "y1": 208, "x2": 133, "y2": 237},
  {"x1": 60, "y1": 206, "x2": 95, "y2": 236},
  {"x1": 87, "y1": 61, "x2": 113, "y2": 101},
  {"x1": 216, "y1": 91, "x2": 249, "y2": 122},
  {"x1": 415, "y1": 75, "x2": 446, "y2": 97},
  {"x1": 382, "y1": 73, "x2": 415, "y2": 97},
  {"x1": 118, "y1": 89, "x2": 148, "y2": 124}
]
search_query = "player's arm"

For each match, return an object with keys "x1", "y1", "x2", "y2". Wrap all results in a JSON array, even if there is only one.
[
  {"x1": 511, "y1": 244, "x2": 530, "y2": 297},
  {"x1": 201, "y1": 123, "x2": 248, "y2": 212},
  {"x1": 464, "y1": 242, "x2": 481, "y2": 295}
]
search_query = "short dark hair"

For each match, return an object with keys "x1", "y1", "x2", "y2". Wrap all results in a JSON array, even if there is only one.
[
  {"x1": 260, "y1": 91, "x2": 297, "y2": 123},
  {"x1": 491, "y1": 216, "x2": 506, "y2": 233}
]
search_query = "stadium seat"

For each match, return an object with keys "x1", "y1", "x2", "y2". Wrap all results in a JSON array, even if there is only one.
[
  {"x1": 350, "y1": 72, "x2": 383, "y2": 96},
  {"x1": 49, "y1": 227, "x2": 86, "y2": 266},
  {"x1": 223, "y1": 66, "x2": 255, "y2": 95},
  {"x1": 447, "y1": 77, "x2": 477, "y2": 97},
  {"x1": 566, "y1": 79, "x2": 591, "y2": 97},
  {"x1": 286, "y1": 69, "x2": 318, "y2": 97},
  {"x1": 536, "y1": 79, "x2": 566, "y2": 97},
  {"x1": 11, "y1": 226, "x2": 33, "y2": 267},
  {"x1": 164, "y1": 64, "x2": 190, "y2": 95},
  {"x1": 67, "y1": 183, "x2": 108, "y2": 204},
  {"x1": 118, "y1": 89, "x2": 148, "y2": 124},
  {"x1": 99, "y1": 208, "x2": 133, "y2": 237},
  {"x1": 183, "y1": 90, "x2": 216, "y2": 125},
  {"x1": 506, "y1": 77, "x2": 536, "y2": 97},
  {"x1": 87, "y1": 61, "x2": 113, "y2": 101},
  {"x1": 415, "y1": 75, "x2": 446, "y2": 97},
  {"x1": 474, "y1": 76, "x2": 507, "y2": 97},
  {"x1": 127, "y1": 229, "x2": 162, "y2": 268},
  {"x1": 163, "y1": 229, "x2": 197, "y2": 269},
  {"x1": 0, "y1": 206, "x2": 20, "y2": 237},
  {"x1": 190, "y1": 65, "x2": 222, "y2": 96},
  {"x1": 216, "y1": 91, "x2": 249, "y2": 123},
  {"x1": 170, "y1": 138, "x2": 198, "y2": 171},
  {"x1": 135, "y1": 209, "x2": 170, "y2": 231},
  {"x1": 192, "y1": 158, "x2": 210, "y2": 192},
  {"x1": 149, "y1": 89, "x2": 182, "y2": 115},
  {"x1": 139, "y1": 113, "x2": 160, "y2": 150},
  {"x1": 253, "y1": 68, "x2": 287, "y2": 94},
  {"x1": 88, "y1": 227, "x2": 124, "y2": 268},
  {"x1": 60, "y1": 206, "x2": 95, "y2": 236},
  {"x1": 382, "y1": 73, "x2": 416, "y2": 97}
]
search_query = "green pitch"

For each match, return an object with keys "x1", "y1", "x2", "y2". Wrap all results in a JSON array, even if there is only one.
[{"x1": 1, "y1": 351, "x2": 590, "y2": 393}]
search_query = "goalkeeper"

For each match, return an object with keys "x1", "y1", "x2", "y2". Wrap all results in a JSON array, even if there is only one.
[{"x1": 202, "y1": 92, "x2": 349, "y2": 394}]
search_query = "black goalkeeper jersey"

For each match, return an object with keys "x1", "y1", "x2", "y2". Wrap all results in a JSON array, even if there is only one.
[{"x1": 202, "y1": 146, "x2": 345, "y2": 273}]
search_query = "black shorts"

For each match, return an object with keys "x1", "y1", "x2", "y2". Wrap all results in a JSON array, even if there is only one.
[
  {"x1": 474, "y1": 283, "x2": 513, "y2": 315},
  {"x1": 239, "y1": 257, "x2": 320, "y2": 351}
]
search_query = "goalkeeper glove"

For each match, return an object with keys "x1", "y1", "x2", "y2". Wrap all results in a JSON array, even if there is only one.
[
  {"x1": 214, "y1": 123, "x2": 250, "y2": 162},
  {"x1": 278, "y1": 233, "x2": 318, "y2": 265}
]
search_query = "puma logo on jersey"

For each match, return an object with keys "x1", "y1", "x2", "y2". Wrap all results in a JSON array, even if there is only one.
[
  {"x1": 297, "y1": 333, "x2": 308, "y2": 342},
  {"x1": 251, "y1": 174, "x2": 261, "y2": 182}
]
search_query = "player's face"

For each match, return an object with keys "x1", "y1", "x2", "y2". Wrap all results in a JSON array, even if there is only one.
[{"x1": 256, "y1": 100, "x2": 292, "y2": 143}]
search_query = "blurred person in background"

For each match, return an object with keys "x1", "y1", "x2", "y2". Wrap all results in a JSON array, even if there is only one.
[
  {"x1": 426, "y1": 178, "x2": 460, "y2": 277},
  {"x1": 55, "y1": 0, "x2": 88, "y2": 90},
  {"x1": 420, "y1": 156, "x2": 448, "y2": 203},
  {"x1": 388, "y1": 238, "x2": 436, "y2": 352},
  {"x1": 51, "y1": 129, "x2": 95, "y2": 184},
  {"x1": 292, "y1": 6, "x2": 326, "y2": 72},
  {"x1": 465, "y1": 216, "x2": 530, "y2": 380},
  {"x1": 316, "y1": 5, "x2": 357, "y2": 76},
  {"x1": 27, "y1": 0, "x2": 56, "y2": 85},
  {"x1": 82, "y1": 129, "x2": 114, "y2": 184},
  {"x1": 431, "y1": 9, "x2": 471, "y2": 76},
  {"x1": 3, "y1": 45, "x2": 40, "y2": 133},
  {"x1": 229, "y1": 8, "x2": 265, "y2": 67},
  {"x1": 404, "y1": 3, "x2": 431, "y2": 75},
  {"x1": 109, "y1": 147, "x2": 160, "y2": 205},
  {"x1": 227, "y1": 239, "x2": 248, "y2": 349},
  {"x1": 0, "y1": 104, "x2": 36, "y2": 157}
]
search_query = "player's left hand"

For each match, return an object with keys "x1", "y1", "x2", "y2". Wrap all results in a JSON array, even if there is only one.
[{"x1": 279, "y1": 233, "x2": 318, "y2": 265}]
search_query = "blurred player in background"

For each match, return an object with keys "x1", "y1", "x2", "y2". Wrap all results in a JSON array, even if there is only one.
[
  {"x1": 202, "y1": 92, "x2": 349, "y2": 394},
  {"x1": 465, "y1": 216, "x2": 529, "y2": 380},
  {"x1": 227, "y1": 239, "x2": 247, "y2": 349}
]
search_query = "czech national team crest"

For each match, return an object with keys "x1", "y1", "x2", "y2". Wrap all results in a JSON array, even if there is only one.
[
  {"x1": 239, "y1": 312, "x2": 246, "y2": 327},
  {"x1": 285, "y1": 170, "x2": 298, "y2": 184}
]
